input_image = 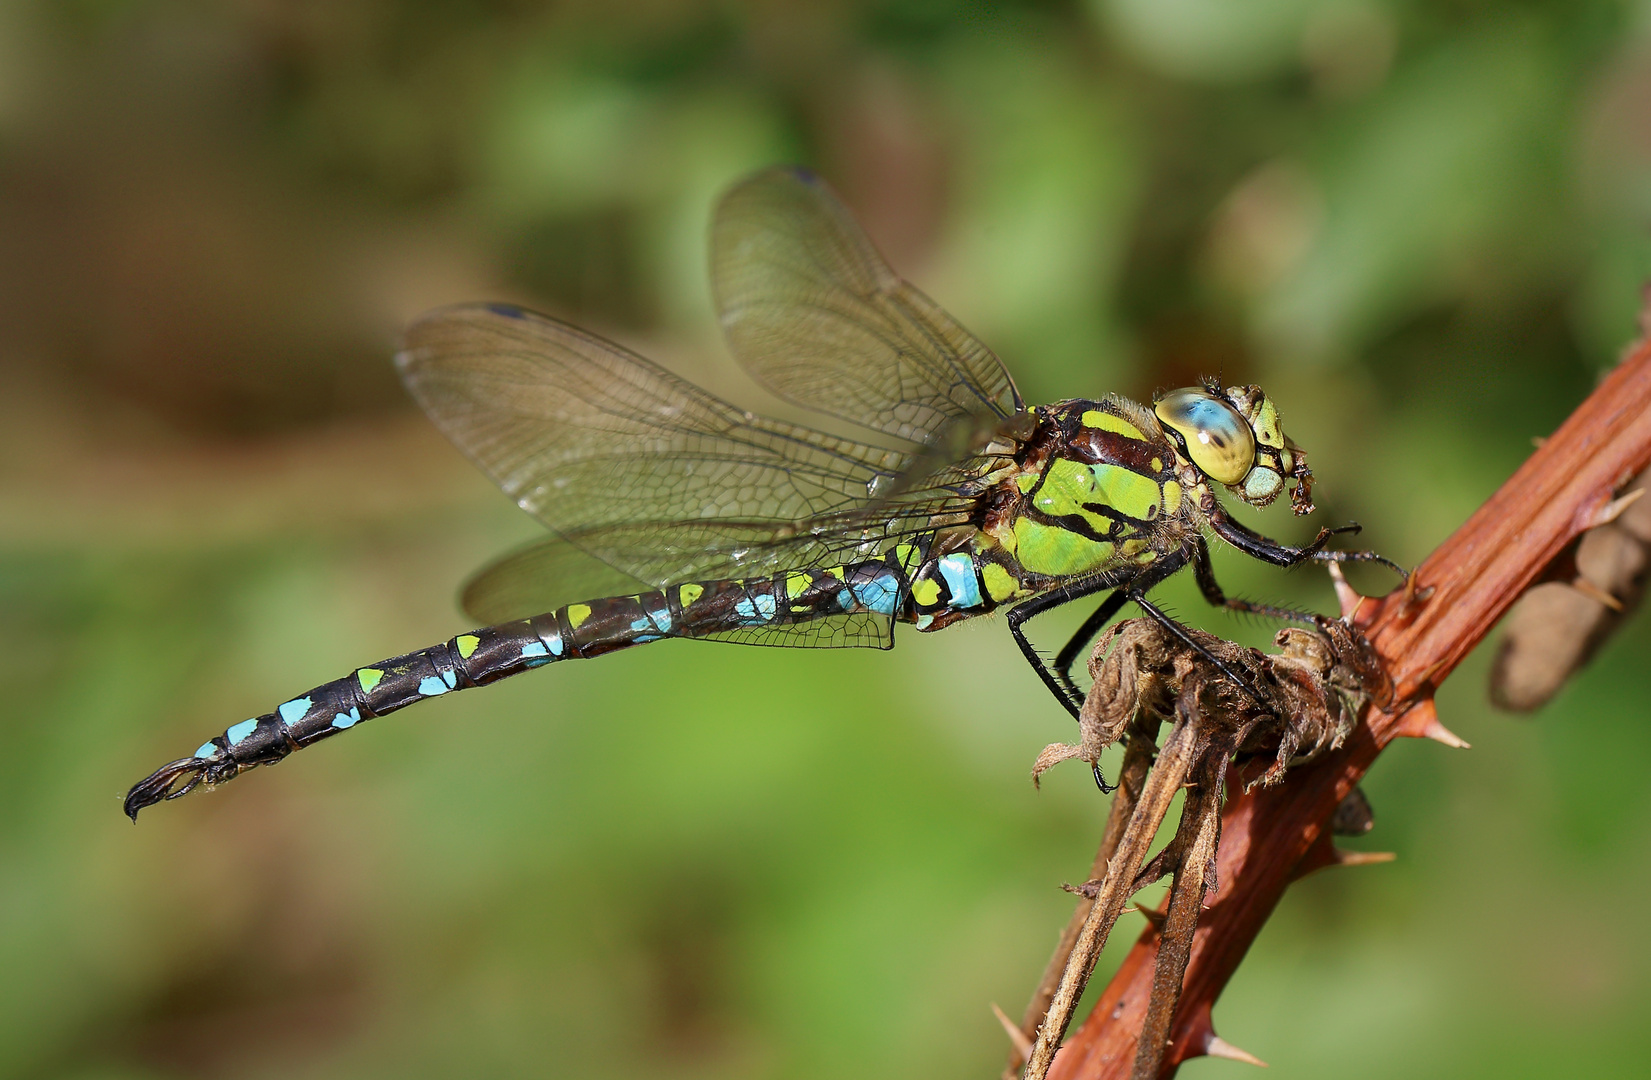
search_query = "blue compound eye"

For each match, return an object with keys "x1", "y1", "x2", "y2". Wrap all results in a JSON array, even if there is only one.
[{"x1": 1154, "y1": 388, "x2": 1256, "y2": 486}]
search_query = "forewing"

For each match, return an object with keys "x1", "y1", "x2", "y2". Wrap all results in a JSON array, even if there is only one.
[
  {"x1": 399, "y1": 303, "x2": 963, "y2": 593},
  {"x1": 712, "y1": 167, "x2": 1022, "y2": 447}
]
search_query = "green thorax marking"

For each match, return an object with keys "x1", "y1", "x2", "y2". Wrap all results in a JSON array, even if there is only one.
[{"x1": 992, "y1": 400, "x2": 1183, "y2": 580}]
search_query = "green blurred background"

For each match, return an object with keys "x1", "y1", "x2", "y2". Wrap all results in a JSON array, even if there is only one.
[{"x1": 4, "y1": 0, "x2": 1650, "y2": 1076}]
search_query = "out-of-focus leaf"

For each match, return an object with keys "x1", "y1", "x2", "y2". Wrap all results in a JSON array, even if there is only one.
[
  {"x1": 1257, "y1": 22, "x2": 1572, "y2": 364},
  {"x1": 930, "y1": 36, "x2": 1141, "y2": 403},
  {"x1": 1096, "y1": 0, "x2": 1330, "y2": 82}
]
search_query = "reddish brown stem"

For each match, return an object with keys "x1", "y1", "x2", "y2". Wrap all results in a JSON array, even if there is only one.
[{"x1": 1046, "y1": 343, "x2": 1651, "y2": 1079}]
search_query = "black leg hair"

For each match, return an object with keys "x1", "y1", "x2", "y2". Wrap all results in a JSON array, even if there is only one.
[
  {"x1": 1190, "y1": 535, "x2": 1321, "y2": 624},
  {"x1": 1008, "y1": 551, "x2": 1189, "y2": 719},
  {"x1": 1051, "y1": 589, "x2": 1131, "y2": 705},
  {"x1": 1130, "y1": 593, "x2": 1271, "y2": 710},
  {"x1": 1208, "y1": 508, "x2": 1405, "y2": 578},
  {"x1": 1011, "y1": 517, "x2": 1403, "y2": 731}
]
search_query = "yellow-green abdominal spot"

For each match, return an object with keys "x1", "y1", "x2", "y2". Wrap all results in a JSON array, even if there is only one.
[
  {"x1": 1013, "y1": 517, "x2": 1116, "y2": 577},
  {"x1": 678, "y1": 583, "x2": 704, "y2": 607},
  {"x1": 567, "y1": 604, "x2": 592, "y2": 629},
  {"x1": 1082, "y1": 410, "x2": 1146, "y2": 442},
  {"x1": 982, "y1": 562, "x2": 1020, "y2": 602},
  {"x1": 456, "y1": 635, "x2": 479, "y2": 659},
  {"x1": 910, "y1": 576, "x2": 942, "y2": 608},
  {"x1": 785, "y1": 573, "x2": 811, "y2": 599},
  {"x1": 356, "y1": 668, "x2": 383, "y2": 694}
]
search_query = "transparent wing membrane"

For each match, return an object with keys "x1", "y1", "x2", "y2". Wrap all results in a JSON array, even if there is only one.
[
  {"x1": 460, "y1": 536, "x2": 651, "y2": 624},
  {"x1": 398, "y1": 170, "x2": 1020, "y2": 647},
  {"x1": 712, "y1": 167, "x2": 1021, "y2": 445}
]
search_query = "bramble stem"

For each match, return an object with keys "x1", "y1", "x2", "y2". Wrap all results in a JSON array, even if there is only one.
[
  {"x1": 1046, "y1": 340, "x2": 1651, "y2": 1078},
  {"x1": 1007, "y1": 712, "x2": 1165, "y2": 1078},
  {"x1": 1023, "y1": 716, "x2": 1197, "y2": 1078}
]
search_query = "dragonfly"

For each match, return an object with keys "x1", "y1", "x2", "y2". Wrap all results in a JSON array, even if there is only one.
[{"x1": 125, "y1": 166, "x2": 1399, "y2": 819}]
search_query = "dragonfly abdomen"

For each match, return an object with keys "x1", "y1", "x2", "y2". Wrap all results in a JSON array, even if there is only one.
[{"x1": 124, "y1": 551, "x2": 923, "y2": 818}]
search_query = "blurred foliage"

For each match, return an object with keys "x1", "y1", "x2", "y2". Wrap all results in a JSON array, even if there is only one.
[{"x1": 3, "y1": 0, "x2": 1651, "y2": 1077}]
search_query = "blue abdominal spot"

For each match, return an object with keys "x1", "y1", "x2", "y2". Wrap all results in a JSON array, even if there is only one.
[
  {"x1": 734, "y1": 594, "x2": 779, "y2": 625},
  {"x1": 418, "y1": 676, "x2": 449, "y2": 696},
  {"x1": 633, "y1": 610, "x2": 672, "y2": 635},
  {"x1": 851, "y1": 574, "x2": 900, "y2": 616},
  {"x1": 225, "y1": 719, "x2": 257, "y2": 746},
  {"x1": 937, "y1": 554, "x2": 982, "y2": 609}
]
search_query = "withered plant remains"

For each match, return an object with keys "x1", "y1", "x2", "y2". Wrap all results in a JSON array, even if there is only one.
[{"x1": 1004, "y1": 613, "x2": 1389, "y2": 1080}]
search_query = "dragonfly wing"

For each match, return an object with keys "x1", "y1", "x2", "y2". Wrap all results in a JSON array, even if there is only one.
[
  {"x1": 399, "y1": 303, "x2": 971, "y2": 591},
  {"x1": 711, "y1": 167, "x2": 1022, "y2": 446},
  {"x1": 461, "y1": 536, "x2": 652, "y2": 624}
]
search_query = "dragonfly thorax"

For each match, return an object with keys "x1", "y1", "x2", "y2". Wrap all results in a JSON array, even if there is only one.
[{"x1": 969, "y1": 397, "x2": 1194, "y2": 584}]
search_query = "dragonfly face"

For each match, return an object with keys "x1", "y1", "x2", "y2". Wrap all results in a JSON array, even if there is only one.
[
  {"x1": 1153, "y1": 383, "x2": 1311, "y2": 514},
  {"x1": 124, "y1": 165, "x2": 1398, "y2": 818}
]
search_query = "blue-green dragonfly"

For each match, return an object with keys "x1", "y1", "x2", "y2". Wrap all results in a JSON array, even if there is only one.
[{"x1": 126, "y1": 167, "x2": 1395, "y2": 818}]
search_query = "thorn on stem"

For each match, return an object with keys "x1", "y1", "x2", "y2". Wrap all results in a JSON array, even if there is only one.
[
  {"x1": 1333, "y1": 849, "x2": 1396, "y2": 869},
  {"x1": 1397, "y1": 699, "x2": 1470, "y2": 748},
  {"x1": 991, "y1": 1002, "x2": 1035, "y2": 1062},
  {"x1": 1570, "y1": 576, "x2": 1624, "y2": 612},
  {"x1": 1133, "y1": 902, "x2": 1166, "y2": 930},
  {"x1": 1205, "y1": 1034, "x2": 1269, "y2": 1068},
  {"x1": 1589, "y1": 486, "x2": 1645, "y2": 529},
  {"x1": 1325, "y1": 561, "x2": 1363, "y2": 621}
]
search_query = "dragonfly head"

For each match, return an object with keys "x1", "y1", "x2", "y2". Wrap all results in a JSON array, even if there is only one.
[{"x1": 1154, "y1": 381, "x2": 1315, "y2": 516}]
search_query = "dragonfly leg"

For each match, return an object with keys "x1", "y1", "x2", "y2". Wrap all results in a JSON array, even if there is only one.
[
  {"x1": 1007, "y1": 551, "x2": 1190, "y2": 720},
  {"x1": 1209, "y1": 508, "x2": 1406, "y2": 579},
  {"x1": 1190, "y1": 535, "x2": 1321, "y2": 624},
  {"x1": 1008, "y1": 585, "x2": 1114, "y2": 721},
  {"x1": 1051, "y1": 590, "x2": 1131, "y2": 706},
  {"x1": 1129, "y1": 593, "x2": 1272, "y2": 711}
]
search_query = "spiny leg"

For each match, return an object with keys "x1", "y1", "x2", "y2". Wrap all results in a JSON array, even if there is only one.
[
  {"x1": 1130, "y1": 593, "x2": 1272, "y2": 712},
  {"x1": 1051, "y1": 590, "x2": 1130, "y2": 709},
  {"x1": 1007, "y1": 550, "x2": 1190, "y2": 720},
  {"x1": 1190, "y1": 535, "x2": 1322, "y2": 624},
  {"x1": 1044, "y1": 526, "x2": 1386, "y2": 721},
  {"x1": 1209, "y1": 507, "x2": 1406, "y2": 578}
]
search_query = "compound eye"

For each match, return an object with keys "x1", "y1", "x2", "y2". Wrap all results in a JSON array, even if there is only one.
[{"x1": 1154, "y1": 388, "x2": 1256, "y2": 485}]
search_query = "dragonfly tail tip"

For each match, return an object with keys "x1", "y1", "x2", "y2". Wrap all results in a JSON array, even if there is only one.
[{"x1": 123, "y1": 757, "x2": 208, "y2": 821}]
